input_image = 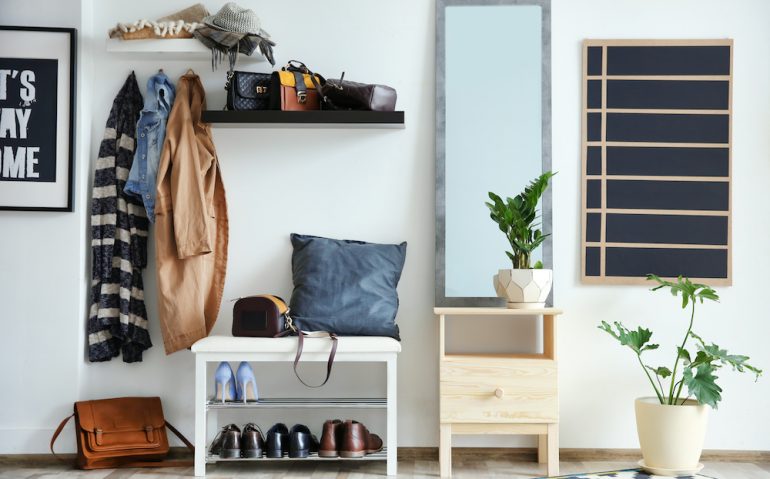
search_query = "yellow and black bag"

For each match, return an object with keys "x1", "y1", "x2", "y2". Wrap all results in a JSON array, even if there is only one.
[{"x1": 269, "y1": 60, "x2": 324, "y2": 111}]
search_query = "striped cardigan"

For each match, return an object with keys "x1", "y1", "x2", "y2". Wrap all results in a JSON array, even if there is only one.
[{"x1": 88, "y1": 72, "x2": 151, "y2": 362}]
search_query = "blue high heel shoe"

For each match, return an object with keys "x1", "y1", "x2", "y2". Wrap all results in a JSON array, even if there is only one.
[
  {"x1": 236, "y1": 361, "x2": 259, "y2": 403},
  {"x1": 213, "y1": 362, "x2": 236, "y2": 403}
]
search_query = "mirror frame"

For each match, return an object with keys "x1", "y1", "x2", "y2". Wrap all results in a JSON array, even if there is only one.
[{"x1": 435, "y1": 0, "x2": 552, "y2": 307}]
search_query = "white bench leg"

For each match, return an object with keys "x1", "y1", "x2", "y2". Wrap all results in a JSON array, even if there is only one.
[
  {"x1": 194, "y1": 355, "x2": 207, "y2": 477},
  {"x1": 386, "y1": 356, "x2": 397, "y2": 476}
]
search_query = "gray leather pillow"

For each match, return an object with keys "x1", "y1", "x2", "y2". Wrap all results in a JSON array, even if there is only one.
[{"x1": 288, "y1": 233, "x2": 406, "y2": 340}]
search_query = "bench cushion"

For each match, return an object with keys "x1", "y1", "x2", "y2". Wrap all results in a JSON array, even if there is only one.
[{"x1": 192, "y1": 335, "x2": 401, "y2": 354}]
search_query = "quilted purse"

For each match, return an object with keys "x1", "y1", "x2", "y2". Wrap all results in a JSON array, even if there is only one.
[{"x1": 225, "y1": 70, "x2": 271, "y2": 110}]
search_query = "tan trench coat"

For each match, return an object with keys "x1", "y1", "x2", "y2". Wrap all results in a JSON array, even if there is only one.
[{"x1": 155, "y1": 73, "x2": 228, "y2": 354}]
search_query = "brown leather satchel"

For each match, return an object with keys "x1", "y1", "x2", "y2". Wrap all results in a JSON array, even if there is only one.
[{"x1": 50, "y1": 397, "x2": 193, "y2": 470}]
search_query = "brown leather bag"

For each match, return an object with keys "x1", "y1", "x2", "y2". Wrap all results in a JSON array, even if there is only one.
[
  {"x1": 50, "y1": 397, "x2": 193, "y2": 470},
  {"x1": 232, "y1": 294, "x2": 288, "y2": 337}
]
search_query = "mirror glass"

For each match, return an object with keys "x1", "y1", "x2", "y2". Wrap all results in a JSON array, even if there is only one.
[{"x1": 436, "y1": 0, "x2": 551, "y2": 305}]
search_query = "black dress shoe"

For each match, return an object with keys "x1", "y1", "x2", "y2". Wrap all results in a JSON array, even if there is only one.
[
  {"x1": 209, "y1": 424, "x2": 240, "y2": 457},
  {"x1": 289, "y1": 424, "x2": 315, "y2": 458},
  {"x1": 241, "y1": 423, "x2": 265, "y2": 458},
  {"x1": 266, "y1": 423, "x2": 289, "y2": 458}
]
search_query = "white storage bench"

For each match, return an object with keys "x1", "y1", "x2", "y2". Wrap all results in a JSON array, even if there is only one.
[{"x1": 191, "y1": 335, "x2": 401, "y2": 476}]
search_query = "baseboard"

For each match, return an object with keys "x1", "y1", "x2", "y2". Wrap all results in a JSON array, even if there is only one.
[
  {"x1": 397, "y1": 447, "x2": 770, "y2": 463},
  {"x1": 4, "y1": 447, "x2": 768, "y2": 465}
]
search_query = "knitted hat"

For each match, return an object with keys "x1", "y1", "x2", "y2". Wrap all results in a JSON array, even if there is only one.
[{"x1": 202, "y1": 2, "x2": 263, "y2": 35}]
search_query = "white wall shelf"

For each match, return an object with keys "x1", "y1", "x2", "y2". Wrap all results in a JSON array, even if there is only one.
[{"x1": 105, "y1": 38, "x2": 266, "y2": 62}]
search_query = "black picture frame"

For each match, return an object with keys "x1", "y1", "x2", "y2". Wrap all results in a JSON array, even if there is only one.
[{"x1": 0, "y1": 26, "x2": 77, "y2": 212}]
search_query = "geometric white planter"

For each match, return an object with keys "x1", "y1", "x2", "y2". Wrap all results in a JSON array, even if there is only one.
[
  {"x1": 635, "y1": 397, "x2": 709, "y2": 476},
  {"x1": 493, "y1": 268, "x2": 553, "y2": 309}
]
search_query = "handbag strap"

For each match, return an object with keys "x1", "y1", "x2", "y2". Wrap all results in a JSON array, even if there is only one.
[
  {"x1": 50, "y1": 413, "x2": 195, "y2": 468},
  {"x1": 294, "y1": 329, "x2": 338, "y2": 388},
  {"x1": 50, "y1": 413, "x2": 74, "y2": 462}
]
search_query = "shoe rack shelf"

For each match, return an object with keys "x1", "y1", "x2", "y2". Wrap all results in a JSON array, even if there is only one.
[
  {"x1": 202, "y1": 110, "x2": 405, "y2": 129},
  {"x1": 206, "y1": 448, "x2": 388, "y2": 464},
  {"x1": 191, "y1": 335, "x2": 400, "y2": 477},
  {"x1": 206, "y1": 397, "x2": 387, "y2": 409}
]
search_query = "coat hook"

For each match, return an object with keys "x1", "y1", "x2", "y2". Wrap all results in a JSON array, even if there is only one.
[{"x1": 186, "y1": 68, "x2": 195, "y2": 75}]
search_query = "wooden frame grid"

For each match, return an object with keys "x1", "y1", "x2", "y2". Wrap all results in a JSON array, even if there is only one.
[{"x1": 581, "y1": 39, "x2": 733, "y2": 285}]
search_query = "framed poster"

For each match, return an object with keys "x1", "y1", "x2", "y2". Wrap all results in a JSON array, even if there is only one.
[
  {"x1": 581, "y1": 39, "x2": 732, "y2": 285},
  {"x1": 0, "y1": 26, "x2": 76, "y2": 212}
]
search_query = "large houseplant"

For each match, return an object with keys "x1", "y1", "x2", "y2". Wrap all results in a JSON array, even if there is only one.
[
  {"x1": 599, "y1": 275, "x2": 762, "y2": 475},
  {"x1": 485, "y1": 171, "x2": 554, "y2": 308}
]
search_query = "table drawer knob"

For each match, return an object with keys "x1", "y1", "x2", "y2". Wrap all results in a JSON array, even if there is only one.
[{"x1": 494, "y1": 387, "x2": 504, "y2": 399}]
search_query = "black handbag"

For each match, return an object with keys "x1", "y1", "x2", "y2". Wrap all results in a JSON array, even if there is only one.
[
  {"x1": 225, "y1": 70, "x2": 271, "y2": 110},
  {"x1": 320, "y1": 73, "x2": 397, "y2": 112}
]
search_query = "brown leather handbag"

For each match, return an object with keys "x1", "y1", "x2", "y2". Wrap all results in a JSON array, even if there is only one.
[
  {"x1": 232, "y1": 294, "x2": 289, "y2": 337},
  {"x1": 50, "y1": 397, "x2": 193, "y2": 470}
]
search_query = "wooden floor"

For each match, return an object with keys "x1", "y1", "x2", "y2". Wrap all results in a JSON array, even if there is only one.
[{"x1": 2, "y1": 459, "x2": 769, "y2": 478}]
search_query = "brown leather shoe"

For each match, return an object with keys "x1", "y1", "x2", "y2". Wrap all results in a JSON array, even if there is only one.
[
  {"x1": 209, "y1": 424, "x2": 240, "y2": 457},
  {"x1": 366, "y1": 430, "x2": 383, "y2": 454},
  {"x1": 319, "y1": 419, "x2": 343, "y2": 457},
  {"x1": 339, "y1": 420, "x2": 382, "y2": 458},
  {"x1": 241, "y1": 423, "x2": 264, "y2": 458}
]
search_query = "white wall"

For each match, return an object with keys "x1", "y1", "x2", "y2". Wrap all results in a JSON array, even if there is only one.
[
  {"x1": 1, "y1": 0, "x2": 768, "y2": 454},
  {"x1": 0, "y1": 0, "x2": 89, "y2": 454}
]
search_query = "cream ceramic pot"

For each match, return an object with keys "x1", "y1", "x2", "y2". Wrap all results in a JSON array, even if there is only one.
[
  {"x1": 493, "y1": 269, "x2": 552, "y2": 309},
  {"x1": 635, "y1": 397, "x2": 709, "y2": 475}
]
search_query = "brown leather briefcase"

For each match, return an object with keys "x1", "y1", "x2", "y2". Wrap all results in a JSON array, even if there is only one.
[{"x1": 50, "y1": 397, "x2": 193, "y2": 469}]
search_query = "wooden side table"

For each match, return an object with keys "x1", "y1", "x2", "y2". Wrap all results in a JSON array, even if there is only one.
[{"x1": 434, "y1": 307, "x2": 564, "y2": 478}]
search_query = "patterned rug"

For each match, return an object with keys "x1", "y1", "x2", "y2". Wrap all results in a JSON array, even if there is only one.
[{"x1": 539, "y1": 469, "x2": 717, "y2": 479}]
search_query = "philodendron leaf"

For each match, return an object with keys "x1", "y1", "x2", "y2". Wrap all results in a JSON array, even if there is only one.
[
  {"x1": 689, "y1": 331, "x2": 763, "y2": 379},
  {"x1": 646, "y1": 366, "x2": 672, "y2": 378},
  {"x1": 598, "y1": 321, "x2": 658, "y2": 355},
  {"x1": 683, "y1": 363, "x2": 723, "y2": 408},
  {"x1": 677, "y1": 347, "x2": 692, "y2": 364}
]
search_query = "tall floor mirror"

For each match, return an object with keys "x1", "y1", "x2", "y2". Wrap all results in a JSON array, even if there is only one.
[{"x1": 435, "y1": 0, "x2": 552, "y2": 306}]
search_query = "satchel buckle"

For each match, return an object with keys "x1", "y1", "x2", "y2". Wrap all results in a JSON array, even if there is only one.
[
  {"x1": 145, "y1": 426, "x2": 155, "y2": 442},
  {"x1": 95, "y1": 428, "x2": 103, "y2": 445},
  {"x1": 297, "y1": 91, "x2": 307, "y2": 104},
  {"x1": 256, "y1": 86, "x2": 267, "y2": 94}
]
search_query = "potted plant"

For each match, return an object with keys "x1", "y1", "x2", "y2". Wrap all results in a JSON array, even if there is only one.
[
  {"x1": 485, "y1": 171, "x2": 555, "y2": 309},
  {"x1": 599, "y1": 275, "x2": 762, "y2": 476}
]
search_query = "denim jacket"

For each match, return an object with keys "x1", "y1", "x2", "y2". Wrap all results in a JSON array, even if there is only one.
[{"x1": 125, "y1": 72, "x2": 175, "y2": 222}]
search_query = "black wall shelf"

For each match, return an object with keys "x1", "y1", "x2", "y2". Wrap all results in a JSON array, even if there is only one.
[{"x1": 202, "y1": 110, "x2": 405, "y2": 129}]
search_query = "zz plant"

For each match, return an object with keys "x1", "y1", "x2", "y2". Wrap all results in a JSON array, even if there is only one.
[
  {"x1": 485, "y1": 171, "x2": 555, "y2": 269},
  {"x1": 599, "y1": 275, "x2": 762, "y2": 408}
]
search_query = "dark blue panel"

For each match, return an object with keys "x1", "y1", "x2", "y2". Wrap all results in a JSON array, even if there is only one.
[
  {"x1": 607, "y1": 46, "x2": 731, "y2": 76},
  {"x1": 587, "y1": 146, "x2": 602, "y2": 175},
  {"x1": 585, "y1": 247, "x2": 601, "y2": 276},
  {"x1": 587, "y1": 179, "x2": 601, "y2": 208},
  {"x1": 606, "y1": 247, "x2": 727, "y2": 279},
  {"x1": 606, "y1": 113, "x2": 729, "y2": 143},
  {"x1": 587, "y1": 47, "x2": 603, "y2": 75},
  {"x1": 587, "y1": 80, "x2": 602, "y2": 108},
  {"x1": 607, "y1": 180, "x2": 729, "y2": 211},
  {"x1": 607, "y1": 147, "x2": 729, "y2": 177},
  {"x1": 587, "y1": 113, "x2": 602, "y2": 141},
  {"x1": 606, "y1": 214, "x2": 728, "y2": 245},
  {"x1": 607, "y1": 80, "x2": 729, "y2": 110},
  {"x1": 586, "y1": 213, "x2": 601, "y2": 242}
]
